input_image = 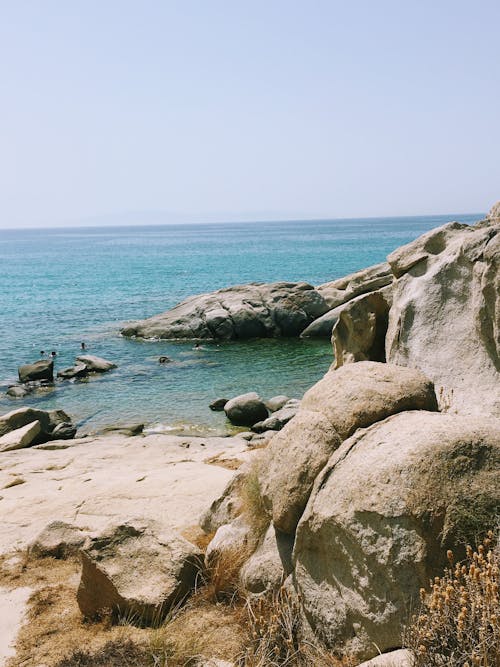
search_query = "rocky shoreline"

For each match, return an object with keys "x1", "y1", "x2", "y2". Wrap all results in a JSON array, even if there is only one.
[{"x1": 0, "y1": 204, "x2": 499, "y2": 666}]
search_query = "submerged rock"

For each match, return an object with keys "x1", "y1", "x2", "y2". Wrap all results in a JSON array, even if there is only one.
[
  {"x1": 120, "y1": 282, "x2": 330, "y2": 340},
  {"x1": 6, "y1": 385, "x2": 31, "y2": 399}
]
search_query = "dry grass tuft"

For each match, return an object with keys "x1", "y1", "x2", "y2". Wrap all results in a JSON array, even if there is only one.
[
  {"x1": 404, "y1": 531, "x2": 500, "y2": 666},
  {"x1": 55, "y1": 639, "x2": 149, "y2": 667},
  {"x1": 238, "y1": 455, "x2": 270, "y2": 539},
  {"x1": 205, "y1": 453, "x2": 244, "y2": 470}
]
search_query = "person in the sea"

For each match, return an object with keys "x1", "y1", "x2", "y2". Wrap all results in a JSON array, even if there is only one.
[
  {"x1": 40, "y1": 350, "x2": 46, "y2": 357},
  {"x1": 81, "y1": 342, "x2": 86, "y2": 351},
  {"x1": 50, "y1": 351, "x2": 57, "y2": 359}
]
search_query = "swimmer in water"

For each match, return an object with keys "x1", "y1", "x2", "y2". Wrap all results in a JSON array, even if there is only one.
[
  {"x1": 50, "y1": 351, "x2": 57, "y2": 358},
  {"x1": 40, "y1": 350, "x2": 45, "y2": 357},
  {"x1": 81, "y1": 342, "x2": 86, "y2": 351}
]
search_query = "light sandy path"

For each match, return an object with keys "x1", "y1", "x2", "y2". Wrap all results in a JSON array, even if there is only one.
[{"x1": 0, "y1": 586, "x2": 32, "y2": 666}]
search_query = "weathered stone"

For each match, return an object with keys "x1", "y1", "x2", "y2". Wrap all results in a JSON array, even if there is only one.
[
  {"x1": 50, "y1": 422, "x2": 77, "y2": 440},
  {"x1": 200, "y1": 473, "x2": 245, "y2": 534},
  {"x1": 0, "y1": 421, "x2": 41, "y2": 452},
  {"x1": 355, "y1": 650, "x2": 413, "y2": 667},
  {"x1": 300, "y1": 308, "x2": 340, "y2": 338},
  {"x1": 6, "y1": 385, "x2": 30, "y2": 399},
  {"x1": 57, "y1": 363, "x2": 88, "y2": 379},
  {"x1": 77, "y1": 520, "x2": 203, "y2": 623},
  {"x1": 386, "y1": 217, "x2": 499, "y2": 416},
  {"x1": 261, "y1": 362, "x2": 438, "y2": 534},
  {"x1": 29, "y1": 521, "x2": 87, "y2": 558},
  {"x1": 239, "y1": 524, "x2": 294, "y2": 594},
  {"x1": 205, "y1": 516, "x2": 259, "y2": 568},
  {"x1": 265, "y1": 395, "x2": 290, "y2": 412},
  {"x1": 317, "y1": 262, "x2": 392, "y2": 309},
  {"x1": 251, "y1": 405, "x2": 298, "y2": 433},
  {"x1": 18, "y1": 360, "x2": 53, "y2": 383},
  {"x1": 76, "y1": 355, "x2": 117, "y2": 373},
  {"x1": 331, "y1": 286, "x2": 392, "y2": 368},
  {"x1": 102, "y1": 423, "x2": 144, "y2": 437},
  {"x1": 293, "y1": 411, "x2": 500, "y2": 661},
  {"x1": 224, "y1": 393, "x2": 268, "y2": 427},
  {"x1": 121, "y1": 282, "x2": 330, "y2": 340}
]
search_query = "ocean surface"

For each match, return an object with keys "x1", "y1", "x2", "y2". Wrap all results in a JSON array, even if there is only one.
[{"x1": 0, "y1": 213, "x2": 481, "y2": 435}]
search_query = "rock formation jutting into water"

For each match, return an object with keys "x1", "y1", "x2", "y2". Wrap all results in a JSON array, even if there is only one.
[{"x1": 0, "y1": 204, "x2": 498, "y2": 666}]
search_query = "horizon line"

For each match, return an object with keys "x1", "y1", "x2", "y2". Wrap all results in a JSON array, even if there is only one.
[{"x1": 0, "y1": 210, "x2": 485, "y2": 233}]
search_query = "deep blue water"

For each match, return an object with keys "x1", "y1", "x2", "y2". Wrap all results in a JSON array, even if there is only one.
[{"x1": 0, "y1": 213, "x2": 482, "y2": 434}]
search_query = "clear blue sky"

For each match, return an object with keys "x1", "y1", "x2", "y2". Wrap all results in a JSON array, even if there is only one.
[{"x1": 1, "y1": 0, "x2": 499, "y2": 228}]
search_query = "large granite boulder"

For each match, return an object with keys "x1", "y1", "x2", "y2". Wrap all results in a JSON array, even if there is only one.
[
  {"x1": 224, "y1": 392, "x2": 268, "y2": 427},
  {"x1": 77, "y1": 520, "x2": 203, "y2": 623},
  {"x1": 293, "y1": 411, "x2": 500, "y2": 661},
  {"x1": 0, "y1": 407, "x2": 75, "y2": 446},
  {"x1": 120, "y1": 282, "x2": 330, "y2": 340},
  {"x1": 386, "y1": 216, "x2": 499, "y2": 416},
  {"x1": 331, "y1": 286, "x2": 392, "y2": 368},
  {"x1": 316, "y1": 262, "x2": 392, "y2": 309},
  {"x1": 260, "y1": 362, "x2": 438, "y2": 534},
  {"x1": 18, "y1": 359, "x2": 53, "y2": 383}
]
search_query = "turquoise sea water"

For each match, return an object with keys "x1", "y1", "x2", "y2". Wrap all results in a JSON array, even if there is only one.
[{"x1": 0, "y1": 213, "x2": 481, "y2": 434}]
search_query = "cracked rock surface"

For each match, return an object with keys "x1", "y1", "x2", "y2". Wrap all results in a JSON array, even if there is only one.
[{"x1": 121, "y1": 282, "x2": 330, "y2": 340}]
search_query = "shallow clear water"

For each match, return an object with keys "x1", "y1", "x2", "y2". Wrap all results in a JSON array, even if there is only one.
[{"x1": 0, "y1": 213, "x2": 481, "y2": 434}]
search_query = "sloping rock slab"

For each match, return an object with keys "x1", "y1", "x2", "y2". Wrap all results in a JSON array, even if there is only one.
[
  {"x1": 261, "y1": 361, "x2": 437, "y2": 534},
  {"x1": 77, "y1": 520, "x2": 203, "y2": 624},
  {"x1": 293, "y1": 411, "x2": 500, "y2": 661},
  {"x1": 120, "y1": 282, "x2": 330, "y2": 340},
  {"x1": 317, "y1": 262, "x2": 392, "y2": 309},
  {"x1": 0, "y1": 421, "x2": 41, "y2": 452}
]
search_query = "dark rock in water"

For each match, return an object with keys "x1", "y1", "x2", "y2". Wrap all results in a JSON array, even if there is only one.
[
  {"x1": 209, "y1": 398, "x2": 229, "y2": 411},
  {"x1": 265, "y1": 395, "x2": 290, "y2": 412},
  {"x1": 224, "y1": 392, "x2": 268, "y2": 427},
  {"x1": 121, "y1": 282, "x2": 330, "y2": 340},
  {"x1": 18, "y1": 359, "x2": 54, "y2": 383},
  {"x1": 252, "y1": 405, "x2": 299, "y2": 433},
  {"x1": 6, "y1": 385, "x2": 31, "y2": 399},
  {"x1": 57, "y1": 363, "x2": 88, "y2": 380},
  {"x1": 103, "y1": 423, "x2": 144, "y2": 437},
  {"x1": 50, "y1": 422, "x2": 77, "y2": 440},
  {"x1": 76, "y1": 355, "x2": 117, "y2": 373},
  {"x1": 158, "y1": 356, "x2": 171, "y2": 364}
]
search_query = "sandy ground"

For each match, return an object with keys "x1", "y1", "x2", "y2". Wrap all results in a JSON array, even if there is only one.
[
  {"x1": 0, "y1": 586, "x2": 32, "y2": 666},
  {"x1": 0, "y1": 432, "x2": 253, "y2": 555}
]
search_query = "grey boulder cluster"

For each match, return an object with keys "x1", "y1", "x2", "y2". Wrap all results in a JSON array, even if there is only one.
[
  {"x1": 197, "y1": 207, "x2": 500, "y2": 663},
  {"x1": 6, "y1": 354, "x2": 117, "y2": 400},
  {"x1": 0, "y1": 406, "x2": 76, "y2": 452},
  {"x1": 212, "y1": 391, "x2": 301, "y2": 441}
]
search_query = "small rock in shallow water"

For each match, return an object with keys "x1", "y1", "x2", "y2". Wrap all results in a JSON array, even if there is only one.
[
  {"x1": 6, "y1": 385, "x2": 30, "y2": 399},
  {"x1": 76, "y1": 355, "x2": 117, "y2": 373},
  {"x1": 209, "y1": 398, "x2": 229, "y2": 411},
  {"x1": 224, "y1": 392, "x2": 268, "y2": 427}
]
